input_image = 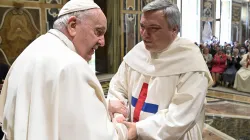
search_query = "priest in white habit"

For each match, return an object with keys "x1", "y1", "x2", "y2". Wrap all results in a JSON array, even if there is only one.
[
  {"x1": 0, "y1": 0, "x2": 128, "y2": 139},
  {"x1": 234, "y1": 47, "x2": 250, "y2": 93},
  {"x1": 108, "y1": 0, "x2": 213, "y2": 139}
]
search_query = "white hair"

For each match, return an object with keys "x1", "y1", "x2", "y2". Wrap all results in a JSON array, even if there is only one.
[
  {"x1": 142, "y1": 0, "x2": 181, "y2": 32},
  {"x1": 53, "y1": 10, "x2": 91, "y2": 31}
]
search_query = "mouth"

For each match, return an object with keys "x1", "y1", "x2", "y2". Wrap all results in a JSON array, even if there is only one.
[
  {"x1": 90, "y1": 46, "x2": 98, "y2": 55},
  {"x1": 93, "y1": 46, "x2": 98, "y2": 50},
  {"x1": 143, "y1": 40, "x2": 152, "y2": 44}
]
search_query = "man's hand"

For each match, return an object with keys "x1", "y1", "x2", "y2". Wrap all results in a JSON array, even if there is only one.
[
  {"x1": 109, "y1": 100, "x2": 128, "y2": 118},
  {"x1": 112, "y1": 114, "x2": 126, "y2": 123},
  {"x1": 122, "y1": 121, "x2": 138, "y2": 140}
]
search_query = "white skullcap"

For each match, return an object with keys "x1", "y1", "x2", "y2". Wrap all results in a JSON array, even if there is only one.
[{"x1": 58, "y1": 0, "x2": 100, "y2": 17}]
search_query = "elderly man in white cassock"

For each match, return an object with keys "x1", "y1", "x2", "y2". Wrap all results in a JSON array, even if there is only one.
[
  {"x1": 0, "y1": 0, "x2": 128, "y2": 140},
  {"x1": 108, "y1": 0, "x2": 213, "y2": 140}
]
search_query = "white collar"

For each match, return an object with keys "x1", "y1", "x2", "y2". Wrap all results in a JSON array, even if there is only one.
[{"x1": 48, "y1": 29, "x2": 76, "y2": 53}]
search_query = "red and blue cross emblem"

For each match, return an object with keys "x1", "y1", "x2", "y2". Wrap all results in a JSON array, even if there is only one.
[{"x1": 132, "y1": 83, "x2": 159, "y2": 122}]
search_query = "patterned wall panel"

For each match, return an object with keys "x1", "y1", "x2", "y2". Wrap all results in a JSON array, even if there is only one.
[
  {"x1": 0, "y1": 7, "x2": 40, "y2": 64},
  {"x1": 248, "y1": 3, "x2": 250, "y2": 39},
  {"x1": 123, "y1": 0, "x2": 138, "y2": 11},
  {"x1": 24, "y1": 0, "x2": 40, "y2": 2},
  {"x1": 27, "y1": 8, "x2": 41, "y2": 30},
  {"x1": 232, "y1": 2, "x2": 241, "y2": 23},
  {"x1": 124, "y1": 13, "x2": 138, "y2": 54},
  {"x1": 201, "y1": 0, "x2": 215, "y2": 43},
  {"x1": 46, "y1": 8, "x2": 59, "y2": 31},
  {"x1": 202, "y1": 0, "x2": 214, "y2": 19},
  {"x1": 46, "y1": 0, "x2": 62, "y2": 4},
  {"x1": 232, "y1": 2, "x2": 241, "y2": 42}
]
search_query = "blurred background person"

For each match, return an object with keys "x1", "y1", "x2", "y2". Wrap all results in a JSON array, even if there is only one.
[
  {"x1": 203, "y1": 47, "x2": 213, "y2": 71},
  {"x1": 223, "y1": 49, "x2": 241, "y2": 87},
  {"x1": 211, "y1": 47, "x2": 227, "y2": 87},
  {"x1": 234, "y1": 47, "x2": 250, "y2": 93}
]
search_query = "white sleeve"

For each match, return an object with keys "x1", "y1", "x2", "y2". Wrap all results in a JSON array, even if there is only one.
[
  {"x1": 56, "y1": 63, "x2": 125, "y2": 140},
  {"x1": 136, "y1": 72, "x2": 208, "y2": 140},
  {"x1": 107, "y1": 61, "x2": 129, "y2": 104},
  {"x1": 240, "y1": 54, "x2": 247, "y2": 67}
]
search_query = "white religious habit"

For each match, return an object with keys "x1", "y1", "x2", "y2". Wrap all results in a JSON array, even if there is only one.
[
  {"x1": 108, "y1": 37, "x2": 213, "y2": 140},
  {"x1": 234, "y1": 53, "x2": 250, "y2": 93},
  {"x1": 0, "y1": 29, "x2": 127, "y2": 140}
]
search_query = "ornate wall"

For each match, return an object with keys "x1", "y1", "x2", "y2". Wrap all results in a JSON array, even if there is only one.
[
  {"x1": 232, "y1": 1, "x2": 241, "y2": 42},
  {"x1": 0, "y1": 0, "x2": 65, "y2": 65},
  {"x1": 200, "y1": 0, "x2": 216, "y2": 43}
]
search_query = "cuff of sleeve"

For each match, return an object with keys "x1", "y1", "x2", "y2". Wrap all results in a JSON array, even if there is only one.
[
  {"x1": 135, "y1": 121, "x2": 147, "y2": 138},
  {"x1": 114, "y1": 123, "x2": 128, "y2": 140},
  {"x1": 106, "y1": 98, "x2": 110, "y2": 111}
]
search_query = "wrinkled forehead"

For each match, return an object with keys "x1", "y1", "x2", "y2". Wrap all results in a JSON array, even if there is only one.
[
  {"x1": 83, "y1": 9, "x2": 107, "y2": 28},
  {"x1": 140, "y1": 10, "x2": 166, "y2": 25}
]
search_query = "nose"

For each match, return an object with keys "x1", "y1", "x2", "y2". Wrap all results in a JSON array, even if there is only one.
[
  {"x1": 98, "y1": 35, "x2": 105, "y2": 47},
  {"x1": 140, "y1": 28, "x2": 149, "y2": 39}
]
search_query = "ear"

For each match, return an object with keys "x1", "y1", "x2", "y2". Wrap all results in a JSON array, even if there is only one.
[
  {"x1": 172, "y1": 25, "x2": 179, "y2": 34},
  {"x1": 67, "y1": 16, "x2": 77, "y2": 37}
]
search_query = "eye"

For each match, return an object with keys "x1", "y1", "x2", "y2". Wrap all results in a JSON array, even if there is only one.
[
  {"x1": 140, "y1": 24, "x2": 145, "y2": 29},
  {"x1": 150, "y1": 27, "x2": 160, "y2": 32},
  {"x1": 95, "y1": 29, "x2": 104, "y2": 36}
]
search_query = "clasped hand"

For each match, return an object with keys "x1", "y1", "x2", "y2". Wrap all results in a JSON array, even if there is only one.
[{"x1": 108, "y1": 100, "x2": 138, "y2": 140}]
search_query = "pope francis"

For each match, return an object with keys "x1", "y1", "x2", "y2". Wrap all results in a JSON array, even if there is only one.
[{"x1": 0, "y1": 0, "x2": 127, "y2": 140}]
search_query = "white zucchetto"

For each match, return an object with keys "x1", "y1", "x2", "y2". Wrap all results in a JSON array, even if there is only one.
[{"x1": 58, "y1": 0, "x2": 100, "y2": 17}]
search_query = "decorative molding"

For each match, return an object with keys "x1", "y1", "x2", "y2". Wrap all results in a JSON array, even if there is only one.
[
  {"x1": 45, "y1": 8, "x2": 59, "y2": 31},
  {"x1": 45, "y1": 0, "x2": 61, "y2": 4},
  {"x1": 0, "y1": 7, "x2": 40, "y2": 63},
  {"x1": 106, "y1": 0, "x2": 121, "y2": 73},
  {"x1": 0, "y1": 7, "x2": 40, "y2": 33}
]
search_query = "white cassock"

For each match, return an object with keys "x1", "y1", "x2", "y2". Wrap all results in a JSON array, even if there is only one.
[
  {"x1": 234, "y1": 53, "x2": 250, "y2": 93},
  {"x1": 108, "y1": 37, "x2": 213, "y2": 140},
  {"x1": 0, "y1": 29, "x2": 127, "y2": 140}
]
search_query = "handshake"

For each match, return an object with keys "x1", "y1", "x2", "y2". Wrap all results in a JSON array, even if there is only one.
[{"x1": 108, "y1": 100, "x2": 138, "y2": 140}]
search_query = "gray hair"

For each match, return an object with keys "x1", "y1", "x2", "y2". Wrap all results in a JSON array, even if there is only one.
[
  {"x1": 142, "y1": 0, "x2": 181, "y2": 32},
  {"x1": 53, "y1": 10, "x2": 90, "y2": 31}
]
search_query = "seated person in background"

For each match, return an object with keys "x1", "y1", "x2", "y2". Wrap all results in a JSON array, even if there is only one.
[
  {"x1": 244, "y1": 40, "x2": 249, "y2": 53},
  {"x1": 210, "y1": 43, "x2": 217, "y2": 57},
  {"x1": 203, "y1": 47, "x2": 213, "y2": 70},
  {"x1": 225, "y1": 44, "x2": 232, "y2": 57},
  {"x1": 232, "y1": 49, "x2": 242, "y2": 71},
  {"x1": 199, "y1": 43, "x2": 205, "y2": 53},
  {"x1": 234, "y1": 47, "x2": 250, "y2": 93},
  {"x1": 211, "y1": 46, "x2": 227, "y2": 87},
  {"x1": 239, "y1": 46, "x2": 247, "y2": 58},
  {"x1": 223, "y1": 49, "x2": 241, "y2": 87}
]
